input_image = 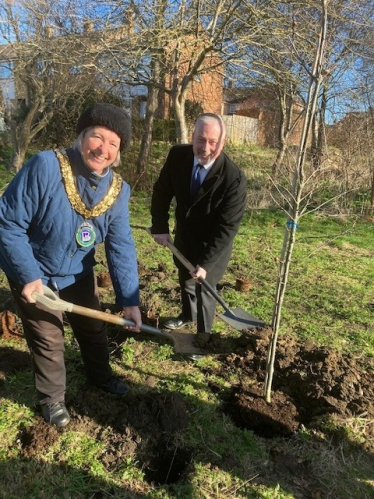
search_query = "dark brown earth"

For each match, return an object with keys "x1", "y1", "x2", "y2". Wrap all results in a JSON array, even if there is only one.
[
  {"x1": 210, "y1": 328, "x2": 374, "y2": 445},
  {"x1": 1, "y1": 281, "x2": 374, "y2": 491}
]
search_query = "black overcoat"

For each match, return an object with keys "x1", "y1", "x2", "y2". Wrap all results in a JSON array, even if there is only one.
[{"x1": 151, "y1": 144, "x2": 247, "y2": 282}]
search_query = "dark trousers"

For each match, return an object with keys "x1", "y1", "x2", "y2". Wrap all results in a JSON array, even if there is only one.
[
  {"x1": 8, "y1": 272, "x2": 111, "y2": 405},
  {"x1": 178, "y1": 266, "x2": 219, "y2": 334}
]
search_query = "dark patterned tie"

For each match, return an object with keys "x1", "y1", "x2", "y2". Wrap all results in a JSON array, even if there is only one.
[{"x1": 190, "y1": 164, "x2": 203, "y2": 196}]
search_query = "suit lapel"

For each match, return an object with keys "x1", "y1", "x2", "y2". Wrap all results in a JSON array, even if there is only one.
[
  {"x1": 182, "y1": 149, "x2": 195, "y2": 198},
  {"x1": 175, "y1": 148, "x2": 195, "y2": 210}
]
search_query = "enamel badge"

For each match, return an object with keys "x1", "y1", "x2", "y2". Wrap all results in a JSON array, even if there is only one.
[{"x1": 76, "y1": 221, "x2": 96, "y2": 247}]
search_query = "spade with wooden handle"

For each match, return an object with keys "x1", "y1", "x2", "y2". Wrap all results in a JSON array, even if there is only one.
[
  {"x1": 32, "y1": 285, "x2": 204, "y2": 355},
  {"x1": 147, "y1": 229, "x2": 264, "y2": 331}
]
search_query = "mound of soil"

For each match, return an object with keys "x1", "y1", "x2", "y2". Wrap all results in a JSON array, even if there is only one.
[
  {"x1": 214, "y1": 328, "x2": 374, "y2": 445},
  {"x1": 2, "y1": 318, "x2": 373, "y2": 489}
]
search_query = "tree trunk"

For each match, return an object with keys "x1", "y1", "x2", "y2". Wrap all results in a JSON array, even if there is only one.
[
  {"x1": 136, "y1": 90, "x2": 158, "y2": 175},
  {"x1": 173, "y1": 92, "x2": 188, "y2": 144},
  {"x1": 264, "y1": 180, "x2": 300, "y2": 403},
  {"x1": 8, "y1": 147, "x2": 28, "y2": 172},
  {"x1": 312, "y1": 81, "x2": 328, "y2": 169},
  {"x1": 272, "y1": 88, "x2": 297, "y2": 176},
  {"x1": 135, "y1": 0, "x2": 166, "y2": 181},
  {"x1": 264, "y1": 0, "x2": 328, "y2": 403},
  {"x1": 8, "y1": 125, "x2": 31, "y2": 172},
  {"x1": 136, "y1": 58, "x2": 161, "y2": 180},
  {"x1": 7, "y1": 99, "x2": 47, "y2": 172},
  {"x1": 272, "y1": 95, "x2": 287, "y2": 176}
]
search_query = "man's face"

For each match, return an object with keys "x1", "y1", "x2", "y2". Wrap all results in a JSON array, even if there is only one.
[
  {"x1": 81, "y1": 126, "x2": 121, "y2": 174},
  {"x1": 192, "y1": 120, "x2": 224, "y2": 165}
]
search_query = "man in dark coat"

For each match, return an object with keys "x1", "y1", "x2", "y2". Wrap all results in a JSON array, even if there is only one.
[{"x1": 150, "y1": 113, "x2": 247, "y2": 350}]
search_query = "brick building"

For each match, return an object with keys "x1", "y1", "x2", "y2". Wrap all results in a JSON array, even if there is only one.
[{"x1": 222, "y1": 85, "x2": 305, "y2": 147}]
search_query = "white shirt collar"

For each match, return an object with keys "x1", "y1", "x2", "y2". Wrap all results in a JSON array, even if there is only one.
[{"x1": 194, "y1": 157, "x2": 215, "y2": 170}]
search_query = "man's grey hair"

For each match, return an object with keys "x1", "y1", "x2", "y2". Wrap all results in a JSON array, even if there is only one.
[
  {"x1": 74, "y1": 127, "x2": 121, "y2": 168},
  {"x1": 194, "y1": 113, "x2": 226, "y2": 141}
]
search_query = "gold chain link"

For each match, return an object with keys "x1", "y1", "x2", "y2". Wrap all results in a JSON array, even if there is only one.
[{"x1": 55, "y1": 149, "x2": 122, "y2": 218}]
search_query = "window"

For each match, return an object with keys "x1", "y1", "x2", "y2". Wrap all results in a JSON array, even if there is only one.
[
  {"x1": 0, "y1": 61, "x2": 13, "y2": 79},
  {"x1": 229, "y1": 104, "x2": 236, "y2": 114},
  {"x1": 139, "y1": 101, "x2": 146, "y2": 119}
]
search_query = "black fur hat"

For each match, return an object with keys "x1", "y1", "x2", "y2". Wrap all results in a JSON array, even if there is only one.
[{"x1": 76, "y1": 103, "x2": 131, "y2": 151}]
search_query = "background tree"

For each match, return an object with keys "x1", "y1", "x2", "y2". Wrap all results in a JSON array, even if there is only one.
[
  {"x1": 0, "y1": 0, "x2": 109, "y2": 171},
  {"x1": 225, "y1": 2, "x2": 305, "y2": 176},
  {"x1": 225, "y1": 0, "x2": 374, "y2": 177},
  {"x1": 96, "y1": 0, "x2": 270, "y2": 155},
  {"x1": 134, "y1": 0, "x2": 167, "y2": 178}
]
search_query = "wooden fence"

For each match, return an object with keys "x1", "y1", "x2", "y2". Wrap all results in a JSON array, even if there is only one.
[{"x1": 222, "y1": 114, "x2": 259, "y2": 144}]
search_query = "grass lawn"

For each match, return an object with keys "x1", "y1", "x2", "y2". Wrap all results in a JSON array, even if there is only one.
[
  {"x1": 0, "y1": 141, "x2": 373, "y2": 498},
  {"x1": 1, "y1": 194, "x2": 373, "y2": 498}
]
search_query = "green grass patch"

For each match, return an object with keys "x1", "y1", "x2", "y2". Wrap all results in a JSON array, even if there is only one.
[{"x1": 1, "y1": 154, "x2": 374, "y2": 498}]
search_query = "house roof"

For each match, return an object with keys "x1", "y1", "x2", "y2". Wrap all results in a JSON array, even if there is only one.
[
  {"x1": 223, "y1": 85, "x2": 277, "y2": 104},
  {"x1": 223, "y1": 86, "x2": 254, "y2": 104}
]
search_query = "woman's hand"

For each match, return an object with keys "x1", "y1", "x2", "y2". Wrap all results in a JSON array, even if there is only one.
[{"x1": 22, "y1": 279, "x2": 44, "y2": 303}]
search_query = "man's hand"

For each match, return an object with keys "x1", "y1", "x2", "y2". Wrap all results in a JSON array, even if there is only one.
[
  {"x1": 122, "y1": 306, "x2": 142, "y2": 332},
  {"x1": 22, "y1": 279, "x2": 44, "y2": 303},
  {"x1": 190, "y1": 265, "x2": 207, "y2": 281},
  {"x1": 152, "y1": 233, "x2": 171, "y2": 247}
]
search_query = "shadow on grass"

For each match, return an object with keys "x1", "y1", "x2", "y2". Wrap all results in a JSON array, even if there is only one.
[
  {"x1": 1, "y1": 285, "x2": 373, "y2": 499},
  {"x1": 0, "y1": 457, "x2": 149, "y2": 499}
]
